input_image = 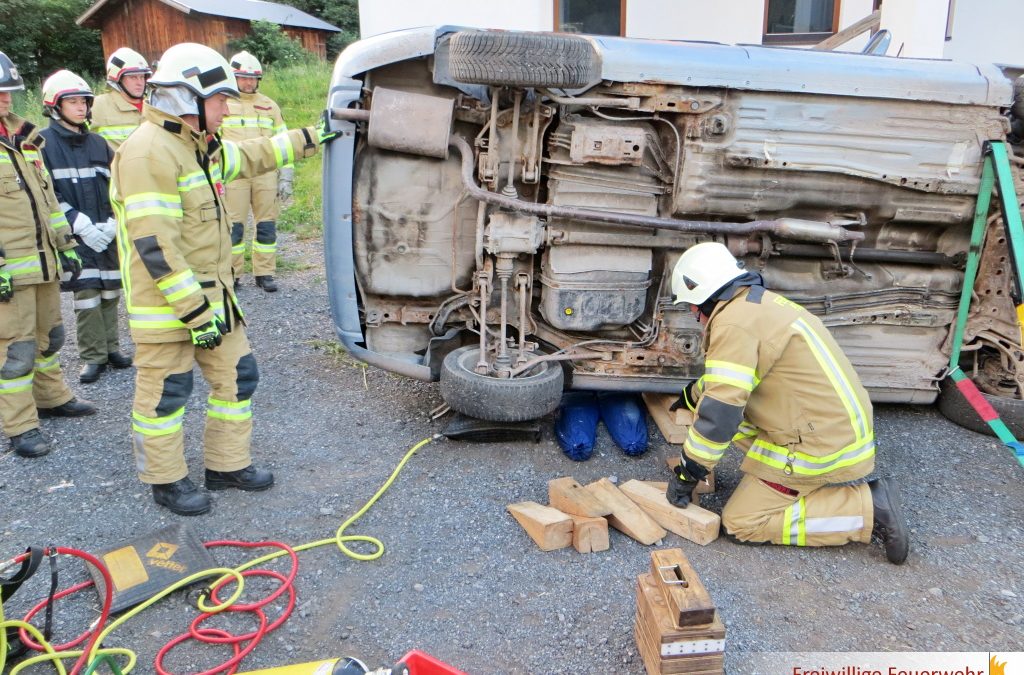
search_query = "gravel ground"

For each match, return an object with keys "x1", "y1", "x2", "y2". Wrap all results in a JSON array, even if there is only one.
[{"x1": 2, "y1": 233, "x2": 1023, "y2": 674}]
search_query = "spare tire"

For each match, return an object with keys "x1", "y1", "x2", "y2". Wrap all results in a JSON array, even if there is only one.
[
  {"x1": 448, "y1": 30, "x2": 599, "y2": 89},
  {"x1": 936, "y1": 376, "x2": 1024, "y2": 438},
  {"x1": 440, "y1": 346, "x2": 564, "y2": 422}
]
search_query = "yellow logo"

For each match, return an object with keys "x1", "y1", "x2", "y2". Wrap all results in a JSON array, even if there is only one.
[
  {"x1": 990, "y1": 655, "x2": 1006, "y2": 675},
  {"x1": 146, "y1": 542, "x2": 179, "y2": 560}
]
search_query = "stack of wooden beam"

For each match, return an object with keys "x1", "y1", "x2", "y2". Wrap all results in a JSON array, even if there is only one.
[{"x1": 635, "y1": 549, "x2": 725, "y2": 675}]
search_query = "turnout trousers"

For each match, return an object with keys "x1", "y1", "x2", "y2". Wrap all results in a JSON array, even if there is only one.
[
  {"x1": 0, "y1": 282, "x2": 74, "y2": 437},
  {"x1": 73, "y1": 288, "x2": 122, "y2": 364},
  {"x1": 226, "y1": 171, "x2": 279, "y2": 278},
  {"x1": 131, "y1": 323, "x2": 259, "y2": 484}
]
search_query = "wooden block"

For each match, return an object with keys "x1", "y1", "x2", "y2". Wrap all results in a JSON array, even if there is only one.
[
  {"x1": 665, "y1": 457, "x2": 715, "y2": 495},
  {"x1": 643, "y1": 393, "x2": 692, "y2": 444},
  {"x1": 506, "y1": 502, "x2": 573, "y2": 551},
  {"x1": 620, "y1": 480, "x2": 720, "y2": 546},
  {"x1": 570, "y1": 514, "x2": 610, "y2": 553},
  {"x1": 635, "y1": 573, "x2": 726, "y2": 674},
  {"x1": 650, "y1": 549, "x2": 717, "y2": 627},
  {"x1": 548, "y1": 476, "x2": 612, "y2": 517},
  {"x1": 584, "y1": 478, "x2": 667, "y2": 545},
  {"x1": 635, "y1": 618, "x2": 725, "y2": 674}
]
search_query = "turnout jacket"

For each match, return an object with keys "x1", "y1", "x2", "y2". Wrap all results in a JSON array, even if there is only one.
[
  {"x1": 684, "y1": 285, "x2": 875, "y2": 489},
  {"x1": 91, "y1": 92, "x2": 142, "y2": 150},
  {"x1": 38, "y1": 120, "x2": 119, "y2": 292},
  {"x1": 221, "y1": 92, "x2": 290, "y2": 167},
  {"x1": 110, "y1": 104, "x2": 316, "y2": 343},
  {"x1": 0, "y1": 113, "x2": 76, "y2": 287}
]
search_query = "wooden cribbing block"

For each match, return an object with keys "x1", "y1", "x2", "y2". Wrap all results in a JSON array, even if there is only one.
[
  {"x1": 506, "y1": 502, "x2": 573, "y2": 551},
  {"x1": 650, "y1": 549, "x2": 716, "y2": 627},
  {"x1": 585, "y1": 478, "x2": 666, "y2": 545},
  {"x1": 635, "y1": 572, "x2": 725, "y2": 674},
  {"x1": 621, "y1": 480, "x2": 720, "y2": 546},
  {"x1": 570, "y1": 514, "x2": 610, "y2": 553},
  {"x1": 665, "y1": 457, "x2": 715, "y2": 495},
  {"x1": 548, "y1": 476, "x2": 612, "y2": 517},
  {"x1": 643, "y1": 392, "x2": 694, "y2": 444}
]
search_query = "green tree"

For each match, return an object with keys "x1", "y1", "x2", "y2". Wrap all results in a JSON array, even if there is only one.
[
  {"x1": 228, "y1": 20, "x2": 313, "y2": 67},
  {"x1": 281, "y1": 0, "x2": 360, "y2": 57},
  {"x1": 0, "y1": 0, "x2": 103, "y2": 85}
]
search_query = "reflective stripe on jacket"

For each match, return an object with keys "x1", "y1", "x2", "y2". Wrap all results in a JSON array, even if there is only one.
[
  {"x1": 91, "y1": 92, "x2": 142, "y2": 150},
  {"x1": 110, "y1": 104, "x2": 316, "y2": 343},
  {"x1": 0, "y1": 113, "x2": 76, "y2": 287},
  {"x1": 221, "y1": 92, "x2": 291, "y2": 168},
  {"x1": 684, "y1": 285, "x2": 875, "y2": 488}
]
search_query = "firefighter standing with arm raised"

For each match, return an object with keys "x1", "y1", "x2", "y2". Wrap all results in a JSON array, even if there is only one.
[
  {"x1": 667, "y1": 242, "x2": 910, "y2": 564},
  {"x1": 111, "y1": 42, "x2": 336, "y2": 515},
  {"x1": 0, "y1": 53, "x2": 97, "y2": 458},
  {"x1": 39, "y1": 70, "x2": 132, "y2": 384},
  {"x1": 222, "y1": 51, "x2": 292, "y2": 293},
  {"x1": 91, "y1": 47, "x2": 151, "y2": 150}
]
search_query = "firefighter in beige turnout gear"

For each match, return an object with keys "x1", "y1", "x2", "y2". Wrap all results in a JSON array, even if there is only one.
[
  {"x1": 111, "y1": 43, "x2": 325, "y2": 515},
  {"x1": 0, "y1": 51, "x2": 97, "y2": 459},
  {"x1": 667, "y1": 242, "x2": 910, "y2": 564},
  {"x1": 91, "y1": 47, "x2": 151, "y2": 150},
  {"x1": 222, "y1": 51, "x2": 291, "y2": 293}
]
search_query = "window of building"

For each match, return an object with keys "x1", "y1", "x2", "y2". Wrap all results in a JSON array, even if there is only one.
[
  {"x1": 763, "y1": 0, "x2": 841, "y2": 45},
  {"x1": 554, "y1": 0, "x2": 626, "y2": 37}
]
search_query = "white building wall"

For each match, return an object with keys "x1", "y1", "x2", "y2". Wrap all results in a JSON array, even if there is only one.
[
  {"x1": 359, "y1": 0, "x2": 552, "y2": 38},
  {"x1": 879, "y1": 0, "x2": 948, "y2": 58},
  {"x1": 943, "y1": 0, "x2": 1024, "y2": 66},
  {"x1": 624, "y1": 0, "x2": 765, "y2": 44},
  {"x1": 834, "y1": 0, "x2": 874, "y2": 51}
]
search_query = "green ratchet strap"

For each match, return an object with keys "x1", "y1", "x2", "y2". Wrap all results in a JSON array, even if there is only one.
[{"x1": 947, "y1": 141, "x2": 1024, "y2": 467}]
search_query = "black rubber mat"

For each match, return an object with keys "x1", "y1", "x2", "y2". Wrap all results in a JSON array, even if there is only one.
[{"x1": 442, "y1": 413, "x2": 542, "y2": 443}]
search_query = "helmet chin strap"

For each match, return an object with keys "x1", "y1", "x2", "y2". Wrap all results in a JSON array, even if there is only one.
[
  {"x1": 197, "y1": 98, "x2": 209, "y2": 134},
  {"x1": 118, "y1": 79, "x2": 145, "y2": 101},
  {"x1": 52, "y1": 101, "x2": 91, "y2": 131}
]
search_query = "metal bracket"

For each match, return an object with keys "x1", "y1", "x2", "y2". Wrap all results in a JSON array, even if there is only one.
[{"x1": 657, "y1": 564, "x2": 689, "y2": 587}]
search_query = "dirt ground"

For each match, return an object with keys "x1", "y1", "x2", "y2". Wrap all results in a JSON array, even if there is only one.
[{"x1": 2, "y1": 234, "x2": 1022, "y2": 674}]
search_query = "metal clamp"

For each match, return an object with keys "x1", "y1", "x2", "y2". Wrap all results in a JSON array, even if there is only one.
[{"x1": 657, "y1": 564, "x2": 689, "y2": 588}]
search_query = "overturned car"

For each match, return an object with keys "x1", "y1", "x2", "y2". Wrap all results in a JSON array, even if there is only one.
[{"x1": 321, "y1": 26, "x2": 1024, "y2": 428}]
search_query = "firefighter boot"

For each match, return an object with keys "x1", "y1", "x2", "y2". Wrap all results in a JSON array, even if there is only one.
[
  {"x1": 38, "y1": 397, "x2": 97, "y2": 418},
  {"x1": 254, "y1": 276, "x2": 278, "y2": 293},
  {"x1": 80, "y1": 363, "x2": 106, "y2": 383},
  {"x1": 205, "y1": 465, "x2": 274, "y2": 491},
  {"x1": 152, "y1": 477, "x2": 212, "y2": 516},
  {"x1": 10, "y1": 429, "x2": 51, "y2": 458},
  {"x1": 107, "y1": 352, "x2": 133, "y2": 369},
  {"x1": 869, "y1": 478, "x2": 909, "y2": 565}
]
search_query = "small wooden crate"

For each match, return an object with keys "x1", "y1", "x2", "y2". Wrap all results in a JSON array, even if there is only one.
[{"x1": 634, "y1": 550, "x2": 725, "y2": 675}]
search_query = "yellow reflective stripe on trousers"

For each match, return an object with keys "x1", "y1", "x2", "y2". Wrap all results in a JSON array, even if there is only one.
[
  {"x1": 157, "y1": 269, "x2": 201, "y2": 303},
  {"x1": 207, "y1": 397, "x2": 252, "y2": 421},
  {"x1": 791, "y1": 317, "x2": 869, "y2": 440},
  {"x1": 231, "y1": 244, "x2": 245, "y2": 255},
  {"x1": 746, "y1": 434, "x2": 876, "y2": 476},
  {"x1": 684, "y1": 427, "x2": 729, "y2": 462},
  {"x1": 270, "y1": 132, "x2": 294, "y2": 167},
  {"x1": 34, "y1": 354, "x2": 60, "y2": 373},
  {"x1": 132, "y1": 407, "x2": 184, "y2": 436},
  {"x1": 5, "y1": 255, "x2": 42, "y2": 277},
  {"x1": 222, "y1": 141, "x2": 242, "y2": 182},
  {"x1": 0, "y1": 373, "x2": 34, "y2": 394},
  {"x1": 124, "y1": 192, "x2": 183, "y2": 220},
  {"x1": 177, "y1": 170, "x2": 208, "y2": 193},
  {"x1": 252, "y1": 241, "x2": 276, "y2": 254},
  {"x1": 781, "y1": 497, "x2": 806, "y2": 546}
]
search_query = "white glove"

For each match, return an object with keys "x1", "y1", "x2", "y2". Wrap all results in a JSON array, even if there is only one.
[
  {"x1": 75, "y1": 218, "x2": 114, "y2": 253},
  {"x1": 99, "y1": 217, "x2": 118, "y2": 240},
  {"x1": 277, "y1": 167, "x2": 294, "y2": 203}
]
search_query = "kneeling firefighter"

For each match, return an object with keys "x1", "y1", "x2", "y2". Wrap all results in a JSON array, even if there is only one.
[
  {"x1": 110, "y1": 42, "x2": 336, "y2": 515},
  {"x1": 0, "y1": 52, "x2": 97, "y2": 459},
  {"x1": 667, "y1": 242, "x2": 910, "y2": 564}
]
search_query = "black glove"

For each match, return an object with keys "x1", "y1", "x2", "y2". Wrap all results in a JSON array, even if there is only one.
[
  {"x1": 189, "y1": 317, "x2": 226, "y2": 350},
  {"x1": 667, "y1": 456, "x2": 710, "y2": 508},
  {"x1": 671, "y1": 379, "x2": 700, "y2": 412},
  {"x1": 59, "y1": 249, "x2": 82, "y2": 282}
]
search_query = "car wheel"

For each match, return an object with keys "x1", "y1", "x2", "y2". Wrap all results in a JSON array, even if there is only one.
[
  {"x1": 440, "y1": 346, "x2": 564, "y2": 422},
  {"x1": 447, "y1": 30, "x2": 599, "y2": 89},
  {"x1": 936, "y1": 376, "x2": 1024, "y2": 438}
]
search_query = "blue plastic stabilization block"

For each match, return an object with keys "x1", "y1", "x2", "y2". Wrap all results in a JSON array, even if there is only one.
[
  {"x1": 554, "y1": 391, "x2": 600, "y2": 461},
  {"x1": 598, "y1": 392, "x2": 649, "y2": 457}
]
